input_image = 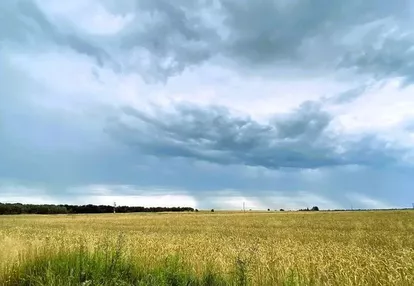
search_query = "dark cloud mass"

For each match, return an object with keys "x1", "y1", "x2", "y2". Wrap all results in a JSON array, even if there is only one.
[
  {"x1": 3, "y1": 0, "x2": 414, "y2": 82},
  {"x1": 107, "y1": 102, "x2": 404, "y2": 169},
  {"x1": 220, "y1": 0, "x2": 407, "y2": 61},
  {"x1": 103, "y1": 0, "x2": 414, "y2": 82}
]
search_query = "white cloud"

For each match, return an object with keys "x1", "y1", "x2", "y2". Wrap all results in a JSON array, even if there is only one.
[
  {"x1": 35, "y1": 0, "x2": 133, "y2": 35},
  {"x1": 205, "y1": 191, "x2": 341, "y2": 210},
  {"x1": 331, "y1": 79, "x2": 414, "y2": 133},
  {"x1": 347, "y1": 194, "x2": 396, "y2": 209},
  {"x1": 93, "y1": 195, "x2": 197, "y2": 208}
]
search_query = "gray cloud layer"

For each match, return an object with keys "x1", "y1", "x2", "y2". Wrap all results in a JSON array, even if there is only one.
[
  {"x1": 107, "y1": 102, "x2": 405, "y2": 169},
  {"x1": 4, "y1": 0, "x2": 413, "y2": 83},
  {"x1": 107, "y1": 0, "x2": 414, "y2": 82}
]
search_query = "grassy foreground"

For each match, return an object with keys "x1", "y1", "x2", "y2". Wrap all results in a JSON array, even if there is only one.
[{"x1": 0, "y1": 211, "x2": 413, "y2": 285}]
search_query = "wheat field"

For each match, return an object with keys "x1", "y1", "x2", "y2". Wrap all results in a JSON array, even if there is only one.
[{"x1": 0, "y1": 211, "x2": 413, "y2": 285}]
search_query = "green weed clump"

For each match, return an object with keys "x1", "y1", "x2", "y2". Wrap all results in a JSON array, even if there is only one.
[{"x1": 5, "y1": 247, "x2": 230, "y2": 286}]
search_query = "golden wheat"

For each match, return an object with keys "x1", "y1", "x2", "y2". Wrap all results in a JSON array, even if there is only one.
[{"x1": 0, "y1": 211, "x2": 413, "y2": 285}]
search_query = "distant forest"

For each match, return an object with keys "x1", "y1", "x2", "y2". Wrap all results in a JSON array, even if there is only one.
[{"x1": 0, "y1": 203, "x2": 195, "y2": 215}]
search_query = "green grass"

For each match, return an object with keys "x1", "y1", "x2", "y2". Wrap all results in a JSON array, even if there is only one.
[{"x1": 5, "y1": 242, "x2": 231, "y2": 286}]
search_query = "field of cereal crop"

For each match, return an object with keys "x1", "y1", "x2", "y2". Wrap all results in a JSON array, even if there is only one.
[{"x1": 0, "y1": 211, "x2": 413, "y2": 285}]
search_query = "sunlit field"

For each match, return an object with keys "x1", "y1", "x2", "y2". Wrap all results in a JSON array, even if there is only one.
[{"x1": 0, "y1": 211, "x2": 413, "y2": 285}]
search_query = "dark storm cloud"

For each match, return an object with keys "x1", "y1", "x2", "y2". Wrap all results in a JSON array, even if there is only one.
[
  {"x1": 107, "y1": 102, "x2": 404, "y2": 169},
  {"x1": 4, "y1": 0, "x2": 414, "y2": 83},
  {"x1": 102, "y1": 0, "x2": 414, "y2": 82},
  {"x1": 107, "y1": 0, "x2": 221, "y2": 81},
  {"x1": 219, "y1": 0, "x2": 408, "y2": 63}
]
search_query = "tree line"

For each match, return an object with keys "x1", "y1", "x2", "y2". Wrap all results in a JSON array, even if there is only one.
[{"x1": 0, "y1": 203, "x2": 195, "y2": 215}]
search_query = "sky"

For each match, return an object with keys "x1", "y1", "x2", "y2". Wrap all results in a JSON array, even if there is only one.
[{"x1": 1, "y1": 0, "x2": 414, "y2": 210}]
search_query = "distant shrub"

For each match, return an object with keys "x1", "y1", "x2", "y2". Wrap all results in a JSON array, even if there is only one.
[
  {"x1": 280, "y1": 209, "x2": 285, "y2": 211},
  {"x1": 299, "y1": 206, "x2": 320, "y2": 211},
  {"x1": 195, "y1": 209, "x2": 199, "y2": 212},
  {"x1": 267, "y1": 209, "x2": 271, "y2": 212},
  {"x1": 211, "y1": 209, "x2": 215, "y2": 212}
]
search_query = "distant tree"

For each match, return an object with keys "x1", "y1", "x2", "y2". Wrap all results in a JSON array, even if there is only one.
[
  {"x1": 311, "y1": 206, "x2": 319, "y2": 211},
  {"x1": 211, "y1": 209, "x2": 215, "y2": 212},
  {"x1": 279, "y1": 209, "x2": 285, "y2": 211},
  {"x1": 0, "y1": 203, "x2": 194, "y2": 215},
  {"x1": 195, "y1": 209, "x2": 199, "y2": 212},
  {"x1": 267, "y1": 208, "x2": 270, "y2": 212}
]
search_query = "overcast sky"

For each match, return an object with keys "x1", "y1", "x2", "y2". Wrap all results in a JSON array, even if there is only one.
[{"x1": 1, "y1": 0, "x2": 414, "y2": 210}]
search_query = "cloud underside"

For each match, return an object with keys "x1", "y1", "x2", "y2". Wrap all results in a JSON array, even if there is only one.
[
  {"x1": 2, "y1": 0, "x2": 414, "y2": 82},
  {"x1": 108, "y1": 102, "x2": 403, "y2": 169}
]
